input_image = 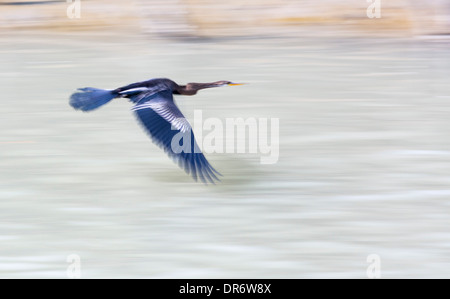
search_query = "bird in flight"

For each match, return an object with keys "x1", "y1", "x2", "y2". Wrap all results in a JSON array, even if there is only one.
[{"x1": 69, "y1": 78, "x2": 243, "y2": 184}]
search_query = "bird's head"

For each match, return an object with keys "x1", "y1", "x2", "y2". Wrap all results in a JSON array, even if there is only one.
[
  {"x1": 212, "y1": 81, "x2": 245, "y2": 87},
  {"x1": 179, "y1": 81, "x2": 245, "y2": 95}
]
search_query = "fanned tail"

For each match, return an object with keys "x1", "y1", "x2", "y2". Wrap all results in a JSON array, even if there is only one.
[{"x1": 69, "y1": 87, "x2": 117, "y2": 111}]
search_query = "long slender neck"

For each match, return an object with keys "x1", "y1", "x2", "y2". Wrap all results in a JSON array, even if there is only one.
[{"x1": 175, "y1": 82, "x2": 219, "y2": 96}]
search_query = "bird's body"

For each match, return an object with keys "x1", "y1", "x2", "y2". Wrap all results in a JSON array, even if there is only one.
[{"x1": 69, "y1": 78, "x2": 242, "y2": 184}]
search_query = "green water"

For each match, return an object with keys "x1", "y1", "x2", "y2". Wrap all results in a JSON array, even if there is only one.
[{"x1": 1, "y1": 31, "x2": 450, "y2": 278}]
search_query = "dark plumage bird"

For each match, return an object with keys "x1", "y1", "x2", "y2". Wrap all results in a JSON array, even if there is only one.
[{"x1": 69, "y1": 78, "x2": 243, "y2": 184}]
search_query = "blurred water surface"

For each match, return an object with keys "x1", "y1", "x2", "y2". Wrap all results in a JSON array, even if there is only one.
[{"x1": 1, "y1": 31, "x2": 450, "y2": 278}]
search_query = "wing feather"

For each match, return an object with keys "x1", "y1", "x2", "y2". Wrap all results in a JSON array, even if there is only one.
[{"x1": 132, "y1": 89, "x2": 221, "y2": 183}]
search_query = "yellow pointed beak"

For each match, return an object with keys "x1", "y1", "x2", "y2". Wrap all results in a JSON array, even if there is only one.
[{"x1": 228, "y1": 83, "x2": 245, "y2": 86}]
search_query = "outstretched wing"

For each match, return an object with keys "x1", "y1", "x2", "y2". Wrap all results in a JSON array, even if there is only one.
[{"x1": 131, "y1": 89, "x2": 221, "y2": 184}]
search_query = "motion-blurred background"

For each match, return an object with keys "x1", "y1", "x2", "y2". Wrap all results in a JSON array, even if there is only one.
[{"x1": 1, "y1": 0, "x2": 450, "y2": 278}]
